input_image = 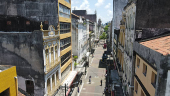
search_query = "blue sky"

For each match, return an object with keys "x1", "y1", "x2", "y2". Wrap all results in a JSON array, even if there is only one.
[{"x1": 71, "y1": 0, "x2": 113, "y2": 24}]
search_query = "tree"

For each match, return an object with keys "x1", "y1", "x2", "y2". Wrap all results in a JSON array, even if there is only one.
[
  {"x1": 104, "y1": 25, "x2": 109, "y2": 32},
  {"x1": 99, "y1": 32, "x2": 107, "y2": 39},
  {"x1": 73, "y1": 56, "x2": 78, "y2": 67}
]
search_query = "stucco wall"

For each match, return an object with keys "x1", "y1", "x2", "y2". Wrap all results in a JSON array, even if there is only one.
[{"x1": 0, "y1": 31, "x2": 45, "y2": 95}]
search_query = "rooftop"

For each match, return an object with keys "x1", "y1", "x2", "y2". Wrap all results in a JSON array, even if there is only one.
[
  {"x1": 140, "y1": 35, "x2": 170, "y2": 56},
  {"x1": 0, "y1": 65, "x2": 13, "y2": 72}
]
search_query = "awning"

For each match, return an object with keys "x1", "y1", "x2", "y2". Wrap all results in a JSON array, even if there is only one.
[{"x1": 62, "y1": 71, "x2": 78, "y2": 87}]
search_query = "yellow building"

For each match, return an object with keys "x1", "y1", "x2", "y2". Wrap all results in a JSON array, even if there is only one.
[
  {"x1": 0, "y1": 65, "x2": 18, "y2": 96},
  {"x1": 116, "y1": 12, "x2": 126, "y2": 76},
  {"x1": 58, "y1": 0, "x2": 73, "y2": 83},
  {"x1": 134, "y1": 54, "x2": 157, "y2": 96}
]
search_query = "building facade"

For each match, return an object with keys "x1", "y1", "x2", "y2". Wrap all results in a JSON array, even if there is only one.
[
  {"x1": 72, "y1": 14, "x2": 89, "y2": 65},
  {"x1": 0, "y1": 65, "x2": 18, "y2": 96},
  {"x1": 133, "y1": 30, "x2": 170, "y2": 96},
  {"x1": 123, "y1": 1, "x2": 136, "y2": 95},
  {"x1": 0, "y1": 0, "x2": 61, "y2": 95},
  {"x1": 116, "y1": 12, "x2": 126, "y2": 79},
  {"x1": 58, "y1": 0, "x2": 74, "y2": 84}
]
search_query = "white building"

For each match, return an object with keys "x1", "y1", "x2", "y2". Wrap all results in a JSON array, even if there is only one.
[{"x1": 72, "y1": 13, "x2": 89, "y2": 66}]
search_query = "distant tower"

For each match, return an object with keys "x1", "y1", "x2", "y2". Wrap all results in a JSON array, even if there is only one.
[{"x1": 95, "y1": 10, "x2": 97, "y2": 23}]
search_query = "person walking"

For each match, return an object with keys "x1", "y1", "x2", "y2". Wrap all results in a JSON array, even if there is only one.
[
  {"x1": 89, "y1": 76, "x2": 91, "y2": 84},
  {"x1": 101, "y1": 79, "x2": 102, "y2": 86}
]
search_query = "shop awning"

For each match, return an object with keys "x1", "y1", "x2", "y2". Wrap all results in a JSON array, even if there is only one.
[{"x1": 62, "y1": 71, "x2": 78, "y2": 87}]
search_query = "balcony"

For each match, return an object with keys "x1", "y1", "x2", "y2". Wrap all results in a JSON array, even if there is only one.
[
  {"x1": 45, "y1": 57, "x2": 61, "y2": 74},
  {"x1": 47, "y1": 80, "x2": 61, "y2": 96}
]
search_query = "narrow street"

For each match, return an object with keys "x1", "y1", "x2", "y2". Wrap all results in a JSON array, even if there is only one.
[{"x1": 78, "y1": 40, "x2": 109, "y2": 96}]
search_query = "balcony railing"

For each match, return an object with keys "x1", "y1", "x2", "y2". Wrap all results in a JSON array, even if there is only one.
[{"x1": 45, "y1": 57, "x2": 61, "y2": 74}]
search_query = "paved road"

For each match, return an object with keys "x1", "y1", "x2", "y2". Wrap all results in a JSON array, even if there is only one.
[{"x1": 78, "y1": 40, "x2": 109, "y2": 96}]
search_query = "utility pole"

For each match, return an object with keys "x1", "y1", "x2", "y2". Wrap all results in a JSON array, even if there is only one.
[{"x1": 65, "y1": 83, "x2": 66, "y2": 96}]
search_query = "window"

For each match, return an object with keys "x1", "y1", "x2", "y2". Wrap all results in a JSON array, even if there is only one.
[
  {"x1": 61, "y1": 51, "x2": 71, "y2": 66},
  {"x1": 60, "y1": 37, "x2": 71, "y2": 51},
  {"x1": 143, "y1": 63, "x2": 147, "y2": 76},
  {"x1": 135, "y1": 81, "x2": 138, "y2": 94},
  {"x1": 59, "y1": 4, "x2": 70, "y2": 18},
  {"x1": 26, "y1": 80, "x2": 34, "y2": 95},
  {"x1": 137, "y1": 57, "x2": 140, "y2": 68},
  {"x1": 60, "y1": 22, "x2": 71, "y2": 34},
  {"x1": 65, "y1": 0, "x2": 70, "y2": 3},
  {"x1": 151, "y1": 72, "x2": 157, "y2": 88}
]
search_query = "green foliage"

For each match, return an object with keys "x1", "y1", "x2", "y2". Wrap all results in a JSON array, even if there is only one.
[
  {"x1": 73, "y1": 56, "x2": 78, "y2": 60},
  {"x1": 99, "y1": 32, "x2": 107, "y2": 39},
  {"x1": 104, "y1": 25, "x2": 109, "y2": 32},
  {"x1": 74, "y1": 62, "x2": 78, "y2": 66}
]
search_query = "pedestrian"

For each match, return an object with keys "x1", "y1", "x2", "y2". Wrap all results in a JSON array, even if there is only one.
[
  {"x1": 78, "y1": 86, "x2": 79, "y2": 93},
  {"x1": 80, "y1": 79, "x2": 82, "y2": 85},
  {"x1": 89, "y1": 76, "x2": 91, "y2": 84},
  {"x1": 101, "y1": 79, "x2": 102, "y2": 86}
]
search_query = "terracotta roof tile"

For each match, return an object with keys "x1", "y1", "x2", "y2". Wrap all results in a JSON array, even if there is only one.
[{"x1": 140, "y1": 35, "x2": 170, "y2": 56}]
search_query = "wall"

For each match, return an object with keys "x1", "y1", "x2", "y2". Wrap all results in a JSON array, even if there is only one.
[
  {"x1": 0, "y1": 66, "x2": 17, "y2": 96},
  {"x1": 72, "y1": 18, "x2": 78, "y2": 56},
  {"x1": 135, "y1": 0, "x2": 170, "y2": 29},
  {"x1": 135, "y1": 54, "x2": 157, "y2": 96},
  {"x1": 0, "y1": 0, "x2": 59, "y2": 29},
  {"x1": 0, "y1": 31, "x2": 45, "y2": 95}
]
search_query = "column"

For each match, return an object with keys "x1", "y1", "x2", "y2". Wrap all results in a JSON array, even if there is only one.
[
  {"x1": 55, "y1": 73, "x2": 56, "y2": 86},
  {"x1": 49, "y1": 48, "x2": 51, "y2": 68},
  {"x1": 54, "y1": 45, "x2": 56, "y2": 65},
  {"x1": 50, "y1": 77, "x2": 52, "y2": 91},
  {"x1": 45, "y1": 78, "x2": 47, "y2": 95}
]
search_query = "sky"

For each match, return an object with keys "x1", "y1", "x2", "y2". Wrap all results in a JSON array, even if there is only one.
[{"x1": 71, "y1": 0, "x2": 113, "y2": 24}]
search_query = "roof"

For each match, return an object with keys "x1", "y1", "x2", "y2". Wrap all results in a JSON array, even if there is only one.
[
  {"x1": 72, "y1": 10, "x2": 96, "y2": 22},
  {"x1": 84, "y1": 14, "x2": 96, "y2": 22},
  {"x1": 140, "y1": 35, "x2": 170, "y2": 56},
  {"x1": 71, "y1": 13, "x2": 80, "y2": 19},
  {"x1": 72, "y1": 10, "x2": 87, "y2": 16}
]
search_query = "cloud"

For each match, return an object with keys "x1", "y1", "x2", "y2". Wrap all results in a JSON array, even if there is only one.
[
  {"x1": 95, "y1": 0, "x2": 105, "y2": 7},
  {"x1": 72, "y1": 0, "x2": 93, "y2": 14},
  {"x1": 105, "y1": 3, "x2": 111, "y2": 9},
  {"x1": 107, "y1": 10, "x2": 113, "y2": 17}
]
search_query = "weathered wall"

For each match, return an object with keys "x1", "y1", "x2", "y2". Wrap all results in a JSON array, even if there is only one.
[
  {"x1": 135, "y1": 0, "x2": 170, "y2": 29},
  {"x1": 113, "y1": 0, "x2": 127, "y2": 29},
  {"x1": 133, "y1": 41, "x2": 170, "y2": 96},
  {"x1": 0, "y1": 0, "x2": 58, "y2": 28},
  {"x1": 0, "y1": 31, "x2": 45, "y2": 95}
]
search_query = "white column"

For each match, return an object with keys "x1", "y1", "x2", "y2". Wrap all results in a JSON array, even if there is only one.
[
  {"x1": 50, "y1": 77, "x2": 52, "y2": 91},
  {"x1": 55, "y1": 73, "x2": 56, "y2": 86},
  {"x1": 43, "y1": 49, "x2": 46, "y2": 72},
  {"x1": 49, "y1": 48, "x2": 51, "y2": 68},
  {"x1": 53, "y1": 46, "x2": 55, "y2": 65},
  {"x1": 45, "y1": 78, "x2": 47, "y2": 95}
]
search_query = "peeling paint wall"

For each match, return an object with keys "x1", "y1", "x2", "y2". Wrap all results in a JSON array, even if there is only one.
[{"x1": 0, "y1": 31, "x2": 45, "y2": 95}]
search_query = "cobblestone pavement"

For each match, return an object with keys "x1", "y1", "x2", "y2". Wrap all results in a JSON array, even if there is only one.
[{"x1": 78, "y1": 40, "x2": 110, "y2": 96}]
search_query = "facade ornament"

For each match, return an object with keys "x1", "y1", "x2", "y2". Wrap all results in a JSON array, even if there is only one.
[{"x1": 40, "y1": 22, "x2": 43, "y2": 31}]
